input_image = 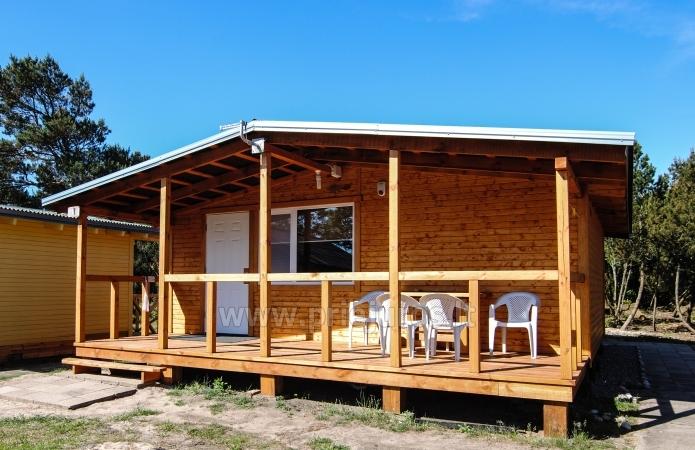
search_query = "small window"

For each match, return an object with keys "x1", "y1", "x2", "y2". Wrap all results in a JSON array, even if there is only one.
[{"x1": 270, "y1": 203, "x2": 354, "y2": 277}]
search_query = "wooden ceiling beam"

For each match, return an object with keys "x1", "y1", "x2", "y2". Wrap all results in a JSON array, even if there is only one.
[
  {"x1": 266, "y1": 143, "x2": 334, "y2": 174},
  {"x1": 555, "y1": 157, "x2": 583, "y2": 196},
  {"x1": 303, "y1": 148, "x2": 624, "y2": 183},
  {"x1": 133, "y1": 164, "x2": 259, "y2": 213},
  {"x1": 61, "y1": 140, "x2": 250, "y2": 208},
  {"x1": 262, "y1": 132, "x2": 628, "y2": 163}
]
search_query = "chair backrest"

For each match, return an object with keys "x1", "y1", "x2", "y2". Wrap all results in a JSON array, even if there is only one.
[
  {"x1": 419, "y1": 294, "x2": 468, "y2": 327},
  {"x1": 377, "y1": 293, "x2": 425, "y2": 326},
  {"x1": 493, "y1": 292, "x2": 540, "y2": 323},
  {"x1": 350, "y1": 290, "x2": 386, "y2": 320}
]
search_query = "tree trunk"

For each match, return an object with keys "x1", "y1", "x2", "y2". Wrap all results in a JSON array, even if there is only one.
[
  {"x1": 651, "y1": 292, "x2": 658, "y2": 332},
  {"x1": 673, "y1": 265, "x2": 695, "y2": 334},
  {"x1": 621, "y1": 265, "x2": 645, "y2": 330}
]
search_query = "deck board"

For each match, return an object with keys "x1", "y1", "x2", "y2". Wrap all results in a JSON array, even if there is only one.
[{"x1": 76, "y1": 335, "x2": 583, "y2": 393}]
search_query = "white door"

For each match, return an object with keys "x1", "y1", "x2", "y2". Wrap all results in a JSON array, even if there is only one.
[{"x1": 206, "y1": 212, "x2": 250, "y2": 335}]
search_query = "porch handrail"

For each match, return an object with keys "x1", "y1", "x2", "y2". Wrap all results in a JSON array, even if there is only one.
[
  {"x1": 161, "y1": 269, "x2": 560, "y2": 373},
  {"x1": 163, "y1": 269, "x2": 559, "y2": 283},
  {"x1": 85, "y1": 274, "x2": 157, "y2": 339}
]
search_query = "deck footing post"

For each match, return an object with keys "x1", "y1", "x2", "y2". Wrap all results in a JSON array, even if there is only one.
[
  {"x1": 260, "y1": 374, "x2": 283, "y2": 396},
  {"x1": 382, "y1": 386, "x2": 406, "y2": 413},
  {"x1": 161, "y1": 366, "x2": 182, "y2": 385},
  {"x1": 543, "y1": 401, "x2": 569, "y2": 437}
]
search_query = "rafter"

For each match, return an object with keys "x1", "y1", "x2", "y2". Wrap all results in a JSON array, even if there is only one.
[
  {"x1": 266, "y1": 143, "x2": 334, "y2": 174},
  {"x1": 133, "y1": 165, "x2": 259, "y2": 213},
  {"x1": 61, "y1": 140, "x2": 250, "y2": 208}
]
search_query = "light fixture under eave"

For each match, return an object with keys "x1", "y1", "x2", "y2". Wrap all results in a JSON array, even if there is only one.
[{"x1": 315, "y1": 170, "x2": 322, "y2": 189}]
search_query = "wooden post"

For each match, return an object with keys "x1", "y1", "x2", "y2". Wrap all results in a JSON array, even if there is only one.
[
  {"x1": 468, "y1": 279, "x2": 480, "y2": 373},
  {"x1": 141, "y1": 280, "x2": 150, "y2": 336},
  {"x1": 75, "y1": 212, "x2": 87, "y2": 343},
  {"x1": 555, "y1": 158, "x2": 573, "y2": 380},
  {"x1": 577, "y1": 195, "x2": 592, "y2": 361},
  {"x1": 259, "y1": 150, "x2": 272, "y2": 357},
  {"x1": 109, "y1": 281, "x2": 120, "y2": 339},
  {"x1": 321, "y1": 280, "x2": 332, "y2": 362},
  {"x1": 260, "y1": 374, "x2": 283, "y2": 396},
  {"x1": 382, "y1": 386, "x2": 406, "y2": 413},
  {"x1": 158, "y1": 178, "x2": 171, "y2": 350},
  {"x1": 543, "y1": 401, "x2": 569, "y2": 437},
  {"x1": 388, "y1": 150, "x2": 401, "y2": 368},
  {"x1": 206, "y1": 281, "x2": 217, "y2": 353}
]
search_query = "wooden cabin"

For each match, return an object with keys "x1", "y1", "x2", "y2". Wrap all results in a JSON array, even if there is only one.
[
  {"x1": 42, "y1": 121, "x2": 634, "y2": 436},
  {"x1": 0, "y1": 205, "x2": 155, "y2": 362}
]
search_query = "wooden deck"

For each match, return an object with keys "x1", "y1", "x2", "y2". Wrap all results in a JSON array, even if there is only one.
[{"x1": 75, "y1": 335, "x2": 586, "y2": 402}]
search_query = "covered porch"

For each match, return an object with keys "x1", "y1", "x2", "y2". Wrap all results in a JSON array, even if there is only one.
[{"x1": 43, "y1": 121, "x2": 634, "y2": 436}]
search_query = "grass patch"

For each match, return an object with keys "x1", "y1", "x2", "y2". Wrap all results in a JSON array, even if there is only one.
[
  {"x1": 614, "y1": 396, "x2": 639, "y2": 415},
  {"x1": 309, "y1": 437, "x2": 350, "y2": 450},
  {"x1": 316, "y1": 394, "x2": 424, "y2": 433},
  {"x1": 186, "y1": 424, "x2": 251, "y2": 449},
  {"x1": 168, "y1": 377, "x2": 256, "y2": 409},
  {"x1": 114, "y1": 406, "x2": 160, "y2": 421},
  {"x1": 275, "y1": 395, "x2": 291, "y2": 412},
  {"x1": 0, "y1": 373, "x2": 21, "y2": 382},
  {"x1": 458, "y1": 422, "x2": 614, "y2": 450},
  {"x1": 0, "y1": 415, "x2": 110, "y2": 449}
]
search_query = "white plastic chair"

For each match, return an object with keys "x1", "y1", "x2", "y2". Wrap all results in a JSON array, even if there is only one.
[
  {"x1": 488, "y1": 292, "x2": 540, "y2": 359},
  {"x1": 347, "y1": 290, "x2": 385, "y2": 349},
  {"x1": 419, "y1": 294, "x2": 469, "y2": 362},
  {"x1": 377, "y1": 293, "x2": 431, "y2": 359}
]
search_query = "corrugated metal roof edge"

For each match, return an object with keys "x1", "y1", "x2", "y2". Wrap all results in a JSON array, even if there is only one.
[
  {"x1": 42, "y1": 120, "x2": 636, "y2": 207},
  {"x1": 0, "y1": 205, "x2": 157, "y2": 234}
]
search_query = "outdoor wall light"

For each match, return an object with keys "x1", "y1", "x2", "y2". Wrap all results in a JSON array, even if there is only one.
[{"x1": 376, "y1": 181, "x2": 386, "y2": 197}]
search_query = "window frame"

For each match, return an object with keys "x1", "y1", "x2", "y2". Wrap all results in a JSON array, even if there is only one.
[{"x1": 270, "y1": 201, "x2": 355, "y2": 285}]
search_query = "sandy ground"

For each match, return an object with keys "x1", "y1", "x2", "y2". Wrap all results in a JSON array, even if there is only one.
[{"x1": 0, "y1": 370, "x2": 534, "y2": 450}]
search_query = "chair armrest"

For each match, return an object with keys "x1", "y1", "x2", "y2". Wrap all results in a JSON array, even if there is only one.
[
  {"x1": 530, "y1": 304, "x2": 538, "y2": 324},
  {"x1": 489, "y1": 304, "x2": 496, "y2": 320}
]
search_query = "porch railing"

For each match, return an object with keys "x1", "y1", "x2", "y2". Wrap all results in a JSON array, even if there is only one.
[
  {"x1": 85, "y1": 275, "x2": 157, "y2": 339},
  {"x1": 163, "y1": 269, "x2": 559, "y2": 374}
]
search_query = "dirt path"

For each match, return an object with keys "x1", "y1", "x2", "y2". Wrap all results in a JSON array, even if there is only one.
[{"x1": 0, "y1": 370, "x2": 534, "y2": 450}]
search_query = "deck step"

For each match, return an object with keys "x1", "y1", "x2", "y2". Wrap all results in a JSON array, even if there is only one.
[{"x1": 62, "y1": 357, "x2": 165, "y2": 385}]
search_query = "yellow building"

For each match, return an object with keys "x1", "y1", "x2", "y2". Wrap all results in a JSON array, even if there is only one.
[{"x1": 0, "y1": 205, "x2": 155, "y2": 362}]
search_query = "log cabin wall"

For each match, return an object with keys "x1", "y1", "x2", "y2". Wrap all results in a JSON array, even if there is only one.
[
  {"x1": 588, "y1": 202, "x2": 605, "y2": 357},
  {"x1": 171, "y1": 165, "x2": 598, "y2": 355}
]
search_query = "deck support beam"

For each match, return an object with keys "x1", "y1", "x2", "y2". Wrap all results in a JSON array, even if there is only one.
[
  {"x1": 109, "y1": 281, "x2": 120, "y2": 339},
  {"x1": 158, "y1": 178, "x2": 171, "y2": 350},
  {"x1": 382, "y1": 386, "x2": 406, "y2": 413},
  {"x1": 260, "y1": 374, "x2": 283, "y2": 396},
  {"x1": 75, "y1": 211, "x2": 87, "y2": 344},
  {"x1": 388, "y1": 150, "x2": 402, "y2": 368},
  {"x1": 543, "y1": 401, "x2": 569, "y2": 437},
  {"x1": 206, "y1": 281, "x2": 217, "y2": 353},
  {"x1": 259, "y1": 150, "x2": 272, "y2": 357},
  {"x1": 555, "y1": 159, "x2": 573, "y2": 380},
  {"x1": 321, "y1": 280, "x2": 332, "y2": 362}
]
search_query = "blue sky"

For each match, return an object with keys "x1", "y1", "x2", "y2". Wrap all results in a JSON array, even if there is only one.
[{"x1": 2, "y1": 0, "x2": 694, "y2": 173}]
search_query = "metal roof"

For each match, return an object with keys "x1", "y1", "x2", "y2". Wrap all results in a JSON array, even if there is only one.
[
  {"x1": 42, "y1": 120, "x2": 635, "y2": 207},
  {"x1": 0, "y1": 204, "x2": 156, "y2": 233}
]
